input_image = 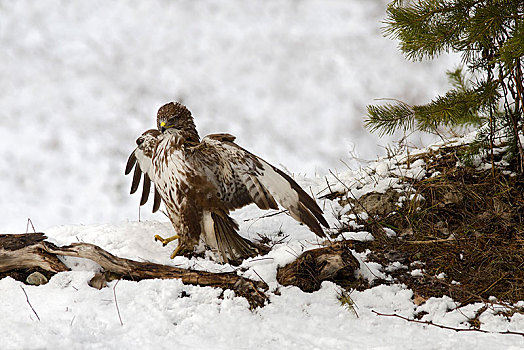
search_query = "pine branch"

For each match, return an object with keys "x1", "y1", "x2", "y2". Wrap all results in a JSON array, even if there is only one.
[
  {"x1": 499, "y1": 24, "x2": 524, "y2": 68},
  {"x1": 369, "y1": 0, "x2": 524, "y2": 171},
  {"x1": 412, "y1": 81, "x2": 494, "y2": 131},
  {"x1": 366, "y1": 79, "x2": 493, "y2": 135},
  {"x1": 383, "y1": 0, "x2": 470, "y2": 60},
  {"x1": 365, "y1": 101, "x2": 414, "y2": 135}
]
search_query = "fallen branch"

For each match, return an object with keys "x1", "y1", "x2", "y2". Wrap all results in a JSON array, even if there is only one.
[
  {"x1": 2, "y1": 233, "x2": 362, "y2": 307},
  {"x1": 0, "y1": 233, "x2": 268, "y2": 308},
  {"x1": 371, "y1": 310, "x2": 524, "y2": 337}
]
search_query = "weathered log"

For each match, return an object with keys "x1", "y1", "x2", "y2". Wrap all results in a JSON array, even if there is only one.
[
  {"x1": 1, "y1": 233, "x2": 361, "y2": 307},
  {"x1": 42, "y1": 241, "x2": 268, "y2": 305},
  {"x1": 0, "y1": 233, "x2": 68, "y2": 274},
  {"x1": 0, "y1": 233, "x2": 267, "y2": 308},
  {"x1": 276, "y1": 241, "x2": 359, "y2": 292}
]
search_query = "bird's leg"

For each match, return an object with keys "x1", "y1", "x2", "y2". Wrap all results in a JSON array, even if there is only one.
[
  {"x1": 154, "y1": 234, "x2": 179, "y2": 247},
  {"x1": 169, "y1": 244, "x2": 184, "y2": 259}
]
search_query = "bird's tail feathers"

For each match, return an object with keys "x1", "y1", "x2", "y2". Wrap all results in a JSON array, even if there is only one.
[{"x1": 208, "y1": 211, "x2": 259, "y2": 264}]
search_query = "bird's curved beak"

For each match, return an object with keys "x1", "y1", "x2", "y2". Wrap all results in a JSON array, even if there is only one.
[{"x1": 160, "y1": 121, "x2": 166, "y2": 133}]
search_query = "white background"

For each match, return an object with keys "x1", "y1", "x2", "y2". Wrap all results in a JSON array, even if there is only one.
[{"x1": 1, "y1": 0, "x2": 455, "y2": 232}]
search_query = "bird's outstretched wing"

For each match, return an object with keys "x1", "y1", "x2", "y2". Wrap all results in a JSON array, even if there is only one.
[
  {"x1": 125, "y1": 129, "x2": 162, "y2": 213},
  {"x1": 193, "y1": 133, "x2": 329, "y2": 237}
]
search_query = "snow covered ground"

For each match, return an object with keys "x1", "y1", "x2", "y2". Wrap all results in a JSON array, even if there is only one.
[
  {"x1": 2, "y1": 162, "x2": 523, "y2": 349},
  {"x1": 0, "y1": 0, "x2": 458, "y2": 232},
  {"x1": 3, "y1": 1, "x2": 522, "y2": 349}
]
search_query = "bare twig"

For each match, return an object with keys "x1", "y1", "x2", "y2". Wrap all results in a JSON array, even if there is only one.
[
  {"x1": 371, "y1": 310, "x2": 524, "y2": 337},
  {"x1": 243, "y1": 210, "x2": 288, "y2": 222},
  {"x1": 250, "y1": 268, "x2": 268, "y2": 287},
  {"x1": 404, "y1": 237, "x2": 467, "y2": 244},
  {"x1": 26, "y1": 218, "x2": 36, "y2": 234},
  {"x1": 20, "y1": 286, "x2": 40, "y2": 321},
  {"x1": 325, "y1": 175, "x2": 334, "y2": 197},
  {"x1": 113, "y1": 280, "x2": 123, "y2": 326}
]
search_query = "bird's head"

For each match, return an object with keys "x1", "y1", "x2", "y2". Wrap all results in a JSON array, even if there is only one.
[
  {"x1": 156, "y1": 102, "x2": 200, "y2": 142},
  {"x1": 157, "y1": 102, "x2": 191, "y2": 132}
]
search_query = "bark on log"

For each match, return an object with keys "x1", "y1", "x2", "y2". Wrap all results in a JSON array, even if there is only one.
[
  {"x1": 276, "y1": 241, "x2": 359, "y2": 292},
  {"x1": 0, "y1": 233, "x2": 68, "y2": 274},
  {"x1": 1, "y1": 234, "x2": 361, "y2": 307},
  {"x1": 0, "y1": 233, "x2": 267, "y2": 308}
]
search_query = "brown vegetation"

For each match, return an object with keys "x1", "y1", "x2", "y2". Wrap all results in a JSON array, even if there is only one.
[{"x1": 345, "y1": 144, "x2": 524, "y2": 316}]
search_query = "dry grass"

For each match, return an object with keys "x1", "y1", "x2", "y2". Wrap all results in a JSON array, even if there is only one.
[{"x1": 348, "y1": 144, "x2": 524, "y2": 312}]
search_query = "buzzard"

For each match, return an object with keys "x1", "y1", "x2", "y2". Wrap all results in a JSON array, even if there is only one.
[{"x1": 125, "y1": 102, "x2": 329, "y2": 263}]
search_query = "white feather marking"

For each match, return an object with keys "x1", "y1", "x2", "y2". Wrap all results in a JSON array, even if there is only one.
[
  {"x1": 134, "y1": 148, "x2": 155, "y2": 180},
  {"x1": 201, "y1": 211, "x2": 218, "y2": 250},
  {"x1": 257, "y1": 160, "x2": 299, "y2": 209}
]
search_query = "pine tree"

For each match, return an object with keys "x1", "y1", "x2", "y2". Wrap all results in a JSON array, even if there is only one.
[{"x1": 366, "y1": 0, "x2": 524, "y2": 171}]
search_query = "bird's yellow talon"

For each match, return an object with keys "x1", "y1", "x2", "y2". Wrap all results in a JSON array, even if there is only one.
[{"x1": 154, "y1": 234, "x2": 179, "y2": 247}]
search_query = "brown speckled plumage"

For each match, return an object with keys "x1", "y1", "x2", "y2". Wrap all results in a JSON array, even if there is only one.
[{"x1": 126, "y1": 102, "x2": 329, "y2": 263}]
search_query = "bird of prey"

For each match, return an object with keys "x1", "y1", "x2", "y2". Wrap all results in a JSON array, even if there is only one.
[{"x1": 125, "y1": 102, "x2": 329, "y2": 263}]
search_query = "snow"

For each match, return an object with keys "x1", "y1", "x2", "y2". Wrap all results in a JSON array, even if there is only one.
[
  {"x1": 3, "y1": 241, "x2": 524, "y2": 349},
  {"x1": 411, "y1": 269, "x2": 425, "y2": 277},
  {"x1": 6, "y1": 148, "x2": 520, "y2": 348},
  {"x1": 383, "y1": 227, "x2": 397, "y2": 237},
  {"x1": 3, "y1": 169, "x2": 524, "y2": 349},
  {"x1": 0, "y1": 0, "x2": 459, "y2": 233},
  {"x1": 1, "y1": 1, "x2": 523, "y2": 348},
  {"x1": 341, "y1": 231, "x2": 374, "y2": 241},
  {"x1": 4, "y1": 274, "x2": 514, "y2": 350}
]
